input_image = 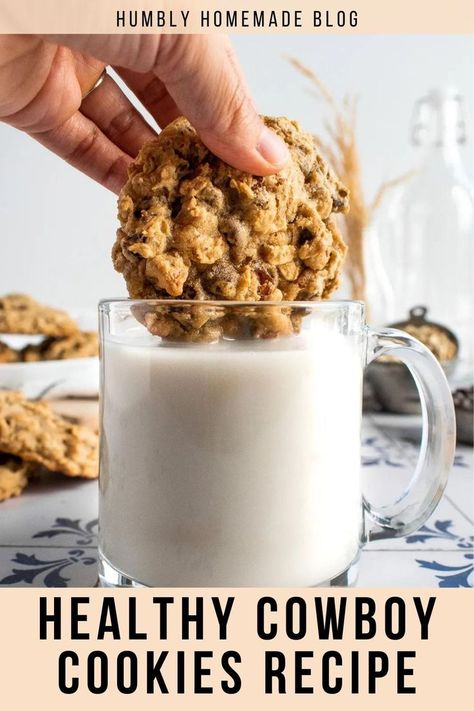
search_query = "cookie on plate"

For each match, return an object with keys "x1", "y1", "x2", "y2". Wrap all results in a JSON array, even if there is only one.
[
  {"x1": 0, "y1": 454, "x2": 33, "y2": 501},
  {"x1": 0, "y1": 390, "x2": 98, "y2": 478},
  {"x1": 0, "y1": 341, "x2": 19, "y2": 364},
  {"x1": 113, "y1": 116, "x2": 349, "y2": 340},
  {"x1": 22, "y1": 332, "x2": 99, "y2": 362},
  {"x1": 0, "y1": 294, "x2": 78, "y2": 337}
]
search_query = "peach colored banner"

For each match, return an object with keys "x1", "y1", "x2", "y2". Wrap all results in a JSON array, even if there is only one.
[
  {"x1": 0, "y1": 0, "x2": 473, "y2": 34},
  {"x1": 0, "y1": 588, "x2": 472, "y2": 708}
]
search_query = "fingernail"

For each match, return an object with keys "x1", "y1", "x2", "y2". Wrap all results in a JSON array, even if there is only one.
[{"x1": 257, "y1": 126, "x2": 290, "y2": 168}]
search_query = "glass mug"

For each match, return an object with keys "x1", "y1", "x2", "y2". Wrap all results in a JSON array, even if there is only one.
[{"x1": 98, "y1": 299, "x2": 455, "y2": 587}]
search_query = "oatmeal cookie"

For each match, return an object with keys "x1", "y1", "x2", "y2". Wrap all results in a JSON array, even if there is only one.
[
  {"x1": 0, "y1": 454, "x2": 33, "y2": 501},
  {"x1": 0, "y1": 294, "x2": 78, "y2": 337},
  {"x1": 0, "y1": 390, "x2": 98, "y2": 478},
  {"x1": 113, "y1": 116, "x2": 348, "y2": 340},
  {"x1": 0, "y1": 341, "x2": 19, "y2": 364},
  {"x1": 22, "y1": 332, "x2": 99, "y2": 362}
]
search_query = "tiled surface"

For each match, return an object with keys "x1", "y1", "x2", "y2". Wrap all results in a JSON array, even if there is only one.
[
  {"x1": 0, "y1": 416, "x2": 472, "y2": 588},
  {"x1": 358, "y1": 414, "x2": 473, "y2": 587}
]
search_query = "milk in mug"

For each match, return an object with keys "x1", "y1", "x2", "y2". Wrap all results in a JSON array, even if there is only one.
[{"x1": 99, "y1": 322, "x2": 363, "y2": 586}]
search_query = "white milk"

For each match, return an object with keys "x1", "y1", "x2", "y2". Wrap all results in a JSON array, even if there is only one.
[{"x1": 99, "y1": 324, "x2": 363, "y2": 586}]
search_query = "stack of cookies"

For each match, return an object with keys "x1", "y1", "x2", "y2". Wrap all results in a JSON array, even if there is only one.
[
  {"x1": 0, "y1": 390, "x2": 98, "y2": 502},
  {"x1": 0, "y1": 294, "x2": 99, "y2": 363},
  {"x1": 0, "y1": 295, "x2": 100, "y2": 501}
]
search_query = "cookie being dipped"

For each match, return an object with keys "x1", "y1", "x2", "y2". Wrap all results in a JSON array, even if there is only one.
[{"x1": 113, "y1": 116, "x2": 349, "y2": 340}]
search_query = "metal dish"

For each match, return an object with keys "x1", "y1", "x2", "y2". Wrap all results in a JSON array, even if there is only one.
[
  {"x1": 455, "y1": 408, "x2": 473, "y2": 446},
  {"x1": 367, "y1": 360, "x2": 456, "y2": 415},
  {"x1": 453, "y1": 387, "x2": 473, "y2": 446},
  {"x1": 390, "y1": 306, "x2": 459, "y2": 359},
  {"x1": 367, "y1": 306, "x2": 459, "y2": 416}
]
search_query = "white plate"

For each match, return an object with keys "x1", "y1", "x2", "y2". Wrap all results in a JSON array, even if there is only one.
[
  {"x1": 0, "y1": 308, "x2": 100, "y2": 398},
  {"x1": 1, "y1": 334, "x2": 45, "y2": 349},
  {"x1": 0, "y1": 357, "x2": 99, "y2": 399}
]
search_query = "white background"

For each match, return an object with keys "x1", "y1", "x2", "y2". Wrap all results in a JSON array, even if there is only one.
[{"x1": 0, "y1": 34, "x2": 472, "y2": 309}]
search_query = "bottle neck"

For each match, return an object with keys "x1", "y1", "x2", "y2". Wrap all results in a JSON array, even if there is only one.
[
  {"x1": 411, "y1": 92, "x2": 466, "y2": 172},
  {"x1": 420, "y1": 137, "x2": 462, "y2": 170}
]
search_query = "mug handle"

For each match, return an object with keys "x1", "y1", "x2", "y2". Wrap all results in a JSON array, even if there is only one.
[{"x1": 363, "y1": 327, "x2": 456, "y2": 541}]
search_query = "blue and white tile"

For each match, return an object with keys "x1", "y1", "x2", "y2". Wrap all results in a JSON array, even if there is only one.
[
  {"x1": 0, "y1": 547, "x2": 98, "y2": 587},
  {"x1": 443, "y1": 447, "x2": 473, "y2": 522},
  {"x1": 364, "y1": 501, "x2": 474, "y2": 552},
  {"x1": 359, "y1": 550, "x2": 473, "y2": 588},
  {"x1": 0, "y1": 475, "x2": 98, "y2": 546},
  {"x1": 0, "y1": 413, "x2": 471, "y2": 588}
]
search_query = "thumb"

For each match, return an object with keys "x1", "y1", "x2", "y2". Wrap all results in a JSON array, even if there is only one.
[{"x1": 156, "y1": 35, "x2": 289, "y2": 175}]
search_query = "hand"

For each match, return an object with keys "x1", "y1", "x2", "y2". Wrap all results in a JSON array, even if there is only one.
[{"x1": 0, "y1": 34, "x2": 289, "y2": 193}]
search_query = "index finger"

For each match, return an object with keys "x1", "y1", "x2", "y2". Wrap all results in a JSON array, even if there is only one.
[
  {"x1": 47, "y1": 34, "x2": 289, "y2": 176},
  {"x1": 155, "y1": 35, "x2": 290, "y2": 175}
]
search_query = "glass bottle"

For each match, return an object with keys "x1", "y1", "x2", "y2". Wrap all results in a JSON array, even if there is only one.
[{"x1": 378, "y1": 87, "x2": 474, "y2": 376}]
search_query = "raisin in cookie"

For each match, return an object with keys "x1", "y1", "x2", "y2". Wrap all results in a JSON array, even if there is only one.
[
  {"x1": 0, "y1": 390, "x2": 98, "y2": 478},
  {"x1": 113, "y1": 116, "x2": 348, "y2": 340},
  {"x1": 22, "y1": 332, "x2": 99, "y2": 362},
  {"x1": 0, "y1": 294, "x2": 78, "y2": 337}
]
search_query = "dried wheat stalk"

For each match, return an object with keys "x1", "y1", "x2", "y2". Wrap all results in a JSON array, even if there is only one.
[{"x1": 288, "y1": 57, "x2": 411, "y2": 303}]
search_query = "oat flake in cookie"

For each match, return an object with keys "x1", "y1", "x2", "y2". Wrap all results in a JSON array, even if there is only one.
[{"x1": 113, "y1": 116, "x2": 349, "y2": 340}]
